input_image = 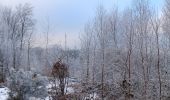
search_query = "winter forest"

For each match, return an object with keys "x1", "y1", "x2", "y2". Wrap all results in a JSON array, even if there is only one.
[{"x1": 0, "y1": 0, "x2": 170, "y2": 100}]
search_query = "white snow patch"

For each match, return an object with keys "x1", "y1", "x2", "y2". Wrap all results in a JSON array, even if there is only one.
[
  {"x1": 66, "y1": 86, "x2": 74, "y2": 93},
  {"x1": 0, "y1": 87, "x2": 9, "y2": 100},
  {"x1": 85, "y1": 93, "x2": 99, "y2": 100},
  {"x1": 29, "y1": 97, "x2": 50, "y2": 100}
]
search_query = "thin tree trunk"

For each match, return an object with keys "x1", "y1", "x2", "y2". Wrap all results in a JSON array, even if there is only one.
[
  {"x1": 101, "y1": 47, "x2": 105, "y2": 100},
  {"x1": 156, "y1": 32, "x2": 162, "y2": 100}
]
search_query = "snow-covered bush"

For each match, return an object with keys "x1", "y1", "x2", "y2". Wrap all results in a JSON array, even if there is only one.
[{"x1": 7, "y1": 69, "x2": 48, "y2": 100}]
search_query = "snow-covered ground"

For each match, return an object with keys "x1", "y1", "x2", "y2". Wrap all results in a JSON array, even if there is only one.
[
  {"x1": 0, "y1": 78, "x2": 99, "y2": 100},
  {"x1": 0, "y1": 87, "x2": 9, "y2": 100},
  {"x1": 46, "y1": 83, "x2": 75, "y2": 94},
  {"x1": 0, "y1": 79, "x2": 76, "y2": 100}
]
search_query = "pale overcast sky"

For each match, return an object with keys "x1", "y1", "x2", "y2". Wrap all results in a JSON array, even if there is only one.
[{"x1": 0, "y1": 0, "x2": 164, "y2": 48}]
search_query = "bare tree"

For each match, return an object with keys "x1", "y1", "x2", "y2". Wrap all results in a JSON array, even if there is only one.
[
  {"x1": 163, "y1": 0, "x2": 170, "y2": 48},
  {"x1": 44, "y1": 17, "x2": 50, "y2": 69},
  {"x1": 16, "y1": 4, "x2": 34, "y2": 51},
  {"x1": 151, "y1": 11, "x2": 162, "y2": 100},
  {"x1": 1, "y1": 4, "x2": 34, "y2": 70},
  {"x1": 133, "y1": 0, "x2": 151, "y2": 99},
  {"x1": 108, "y1": 7, "x2": 119, "y2": 47},
  {"x1": 27, "y1": 30, "x2": 33, "y2": 71},
  {"x1": 94, "y1": 5, "x2": 108, "y2": 99},
  {"x1": 83, "y1": 22, "x2": 93, "y2": 84},
  {"x1": 122, "y1": 8, "x2": 135, "y2": 100}
]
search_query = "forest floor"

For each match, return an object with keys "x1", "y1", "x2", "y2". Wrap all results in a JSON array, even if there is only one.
[
  {"x1": 0, "y1": 78, "x2": 78, "y2": 100},
  {"x1": 0, "y1": 78, "x2": 99, "y2": 100}
]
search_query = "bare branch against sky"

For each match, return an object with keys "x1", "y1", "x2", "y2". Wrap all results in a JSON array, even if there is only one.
[{"x1": 0, "y1": 0, "x2": 164, "y2": 48}]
